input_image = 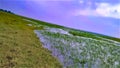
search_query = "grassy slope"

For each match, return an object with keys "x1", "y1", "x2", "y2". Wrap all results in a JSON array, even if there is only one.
[{"x1": 0, "y1": 11, "x2": 62, "y2": 68}]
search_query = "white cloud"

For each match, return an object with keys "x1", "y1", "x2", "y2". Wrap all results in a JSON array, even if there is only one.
[
  {"x1": 79, "y1": 0, "x2": 84, "y2": 4},
  {"x1": 27, "y1": 0, "x2": 73, "y2": 1},
  {"x1": 74, "y1": 3, "x2": 120, "y2": 19},
  {"x1": 96, "y1": 3, "x2": 120, "y2": 18}
]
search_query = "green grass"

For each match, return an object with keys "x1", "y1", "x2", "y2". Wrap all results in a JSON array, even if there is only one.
[
  {"x1": 69, "y1": 30, "x2": 120, "y2": 42},
  {"x1": 35, "y1": 29, "x2": 120, "y2": 68},
  {"x1": 0, "y1": 11, "x2": 62, "y2": 68}
]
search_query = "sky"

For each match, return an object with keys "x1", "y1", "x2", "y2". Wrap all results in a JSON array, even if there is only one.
[{"x1": 0, "y1": 0, "x2": 120, "y2": 38}]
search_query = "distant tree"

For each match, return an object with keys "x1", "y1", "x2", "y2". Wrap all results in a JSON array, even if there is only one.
[
  {"x1": 0, "y1": 9, "x2": 14, "y2": 14},
  {"x1": 0, "y1": 9, "x2": 4, "y2": 11}
]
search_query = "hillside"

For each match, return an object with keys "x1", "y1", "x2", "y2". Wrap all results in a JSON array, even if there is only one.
[
  {"x1": 0, "y1": 11, "x2": 62, "y2": 68},
  {"x1": 0, "y1": 11, "x2": 120, "y2": 68}
]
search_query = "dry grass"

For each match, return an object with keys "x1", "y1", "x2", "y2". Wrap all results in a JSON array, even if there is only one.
[{"x1": 0, "y1": 11, "x2": 62, "y2": 68}]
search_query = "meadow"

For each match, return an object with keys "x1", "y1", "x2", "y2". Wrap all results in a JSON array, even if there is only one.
[
  {"x1": 22, "y1": 12, "x2": 120, "y2": 68},
  {"x1": 35, "y1": 28, "x2": 120, "y2": 68},
  {"x1": 0, "y1": 10, "x2": 120, "y2": 68}
]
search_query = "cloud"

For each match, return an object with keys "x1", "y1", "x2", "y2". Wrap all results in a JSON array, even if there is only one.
[
  {"x1": 73, "y1": 3, "x2": 120, "y2": 19},
  {"x1": 96, "y1": 3, "x2": 120, "y2": 18},
  {"x1": 79, "y1": 0, "x2": 84, "y2": 4},
  {"x1": 26, "y1": 0, "x2": 73, "y2": 1}
]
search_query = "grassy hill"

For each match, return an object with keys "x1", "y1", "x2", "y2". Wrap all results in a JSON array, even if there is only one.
[
  {"x1": 0, "y1": 11, "x2": 62, "y2": 68},
  {"x1": 0, "y1": 11, "x2": 120, "y2": 68}
]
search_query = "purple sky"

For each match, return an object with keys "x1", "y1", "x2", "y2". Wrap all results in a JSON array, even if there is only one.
[{"x1": 0, "y1": 0, "x2": 120, "y2": 38}]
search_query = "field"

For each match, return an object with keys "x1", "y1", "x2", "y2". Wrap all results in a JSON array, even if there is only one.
[
  {"x1": 0, "y1": 11, "x2": 120, "y2": 68},
  {"x1": 34, "y1": 28, "x2": 120, "y2": 68},
  {"x1": 23, "y1": 16, "x2": 120, "y2": 68},
  {"x1": 26, "y1": 16, "x2": 120, "y2": 68}
]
